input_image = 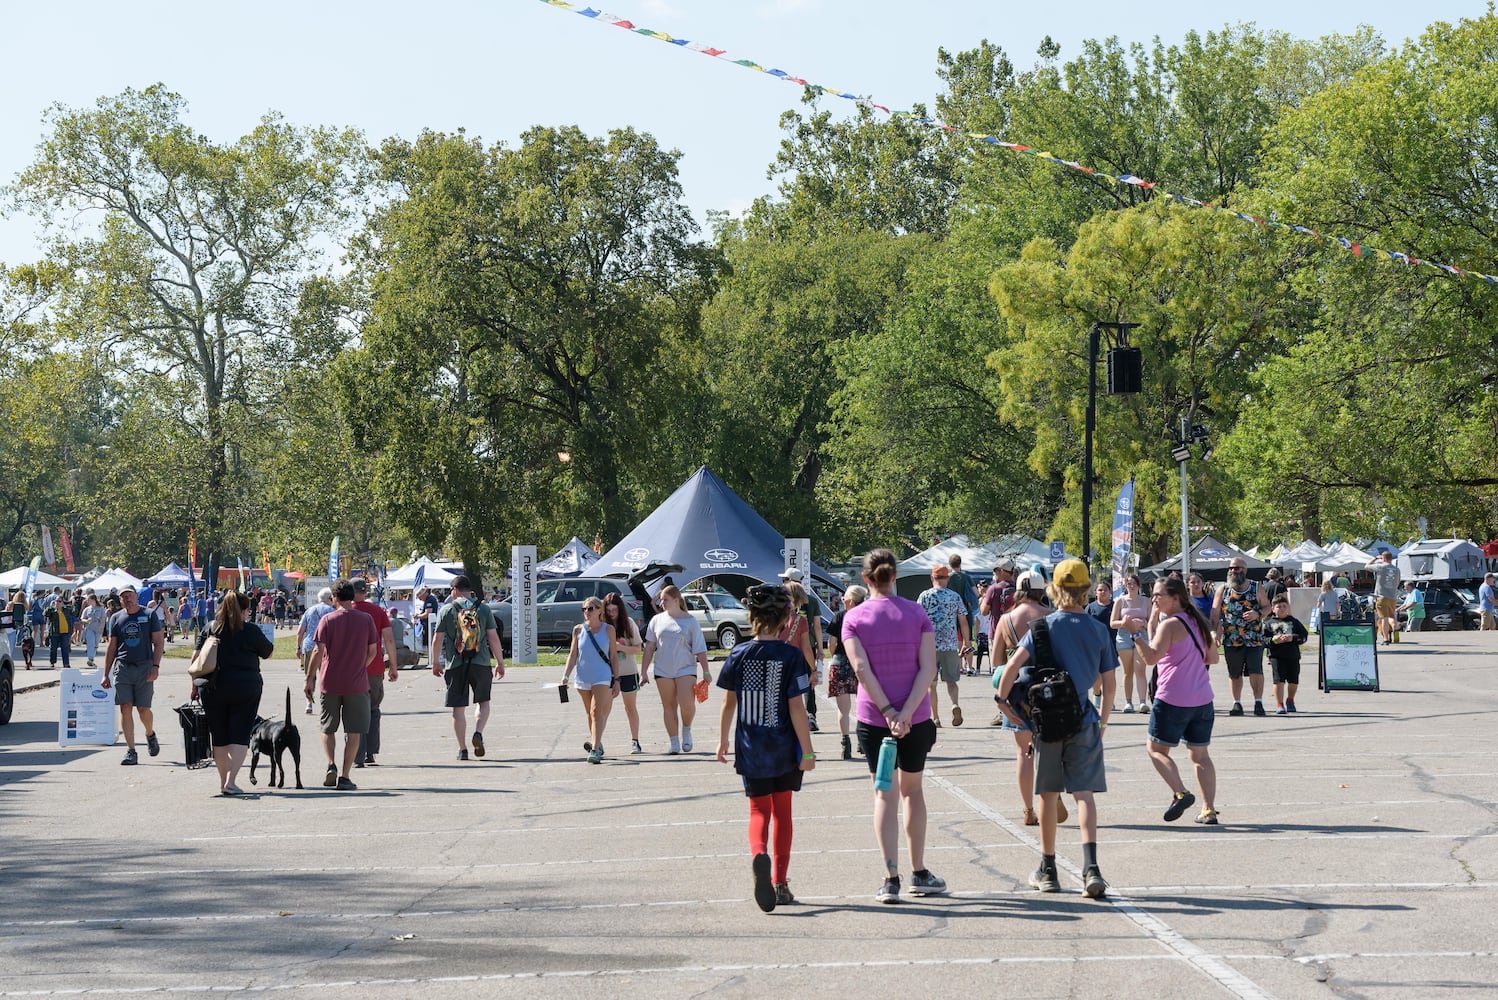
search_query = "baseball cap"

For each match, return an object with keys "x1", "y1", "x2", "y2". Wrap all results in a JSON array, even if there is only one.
[
  {"x1": 351, "y1": 577, "x2": 369, "y2": 593},
  {"x1": 1053, "y1": 558, "x2": 1091, "y2": 589},
  {"x1": 778, "y1": 568, "x2": 805, "y2": 582},
  {"x1": 1016, "y1": 570, "x2": 1044, "y2": 592},
  {"x1": 119, "y1": 583, "x2": 138, "y2": 594},
  {"x1": 996, "y1": 557, "x2": 1017, "y2": 572},
  {"x1": 931, "y1": 566, "x2": 950, "y2": 579}
]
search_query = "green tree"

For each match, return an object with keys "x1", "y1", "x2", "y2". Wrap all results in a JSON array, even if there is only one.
[
  {"x1": 343, "y1": 127, "x2": 722, "y2": 585},
  {"x1": 6, "y1": 85, "x2": 366, "y2": 551}
]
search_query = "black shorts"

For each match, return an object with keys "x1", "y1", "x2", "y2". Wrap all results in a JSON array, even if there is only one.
[
  {"x1": 1269, "y1": 655, "x2": 1301, "y2": 685},
  {"x1": 618, "y1": 672, "x2": 641, "y2": 694},
  {"x1": 444, "y1": 660, "x2": 494, "y2": 708},
  {"x1": 742, "y1": 770, "x2": 804, "y2": 798},
  {"x1": 856, "y1": 719, "x2": 938, "y2": 775}
]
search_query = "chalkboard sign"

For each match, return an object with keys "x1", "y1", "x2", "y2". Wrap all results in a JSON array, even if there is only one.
[{"x1": 1319, "y1": 621, "x2": 1379, "y2": 692}]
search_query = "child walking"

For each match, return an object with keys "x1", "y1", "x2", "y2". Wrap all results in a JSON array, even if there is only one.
[
  {"x1": 1262, "y1": 594, "x2": 1309, "y2": 714},
  {"x1": 716, "y1": 585, "x2": 816, "y2": 912}
]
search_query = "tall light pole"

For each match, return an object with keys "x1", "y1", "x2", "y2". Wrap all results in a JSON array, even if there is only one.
[
  {"x1": 1171, "y1": 418, "x2": 1210, "y2": 577},
  {"x1": 1082, "y1": 322, "x2": 1140, "y2": 564}
]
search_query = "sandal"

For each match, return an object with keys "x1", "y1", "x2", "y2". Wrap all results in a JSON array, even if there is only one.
[
  {"x1": 1023, "y1": 808, "x2": 1039, "y2": 826},
  {"x1": 1195, "y1": 809, "x2": 1221, "y2": 825}
]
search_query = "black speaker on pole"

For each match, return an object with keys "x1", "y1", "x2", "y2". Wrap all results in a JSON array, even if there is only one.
[{"x1": 1106, "y1": 347, "x2": 1142, "y2": 394}]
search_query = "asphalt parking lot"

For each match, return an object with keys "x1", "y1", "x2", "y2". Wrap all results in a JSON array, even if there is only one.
[{"x1": 2, "y1": 630, "x2": 1496, "y2": 998}]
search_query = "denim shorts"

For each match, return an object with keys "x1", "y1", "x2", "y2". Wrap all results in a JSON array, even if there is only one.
[{"x1": 1147, "y1": 699, "x2": 1215, "y2": 749}]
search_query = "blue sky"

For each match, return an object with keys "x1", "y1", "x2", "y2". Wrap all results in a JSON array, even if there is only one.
[{"x1": 0, "y1": 0, "x2": 1479, "y2": 265}]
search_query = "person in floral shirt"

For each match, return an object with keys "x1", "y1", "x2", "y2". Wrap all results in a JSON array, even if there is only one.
[
  {"x1": 918, "y1": 566, "x2": 969, "y2": 727},
  {"x1": 1210, "y1": 559, "x2": 1269, "y2": 717}
]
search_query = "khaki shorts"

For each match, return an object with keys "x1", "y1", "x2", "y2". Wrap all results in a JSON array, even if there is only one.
[
  {"x1": 1375, "y1": 597, "x2": 1398, "y2": 619},
  {"x1": 935, "y1": 649, "x2": 962, "y2": 683},
  {"x1": 320, "y1": 691, "x2": 371, "y2": 735}
]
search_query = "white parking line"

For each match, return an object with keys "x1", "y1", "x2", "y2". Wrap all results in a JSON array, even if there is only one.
[
  {"x1": 930, "y1": 772, "x2": 1278, "y2": 1000},
  {"x1": 9, "y1": 950, "x2": 1495, "y2": 997}
]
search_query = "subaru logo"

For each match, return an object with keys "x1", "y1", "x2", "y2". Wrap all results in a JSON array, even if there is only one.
[
  {"x1": 623, "y1": 547, "x2": 651, "y2": 563},
  {"x1": 704, "y1": 548, "x2": 739, "y2": 562},
  {"x1": 91, "y1": 689, "x2": 108, "y2": 699}
]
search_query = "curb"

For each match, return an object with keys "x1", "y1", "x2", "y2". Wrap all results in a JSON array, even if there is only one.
[{"x1": 15, "y1": 676, "x2": 62, "y2": 695}]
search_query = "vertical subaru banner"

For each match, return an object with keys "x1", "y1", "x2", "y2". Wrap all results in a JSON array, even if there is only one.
[
  {"x1": 41, "y1": 526, "x2": 56, "y2": 569},
  {"x1": 511, "y1": 545, "x2": 537, "y2": 664},
  {"x1": 23, "y1": 555, "x2": 41, "y2": 604},
  {"x1": 328, "y1": 536, "x2": 340, "y2": 580},
  {"x1": 1109, "y1": 478, "x2": 1136, "y2": 590},
  {"x1": 784, "y1": 537, "x2": 811, "y2": 580}
]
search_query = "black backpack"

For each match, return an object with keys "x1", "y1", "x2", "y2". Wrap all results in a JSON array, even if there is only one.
[{"x1": 1025, "y1": 619, "x2": 1085, "y2": 743}]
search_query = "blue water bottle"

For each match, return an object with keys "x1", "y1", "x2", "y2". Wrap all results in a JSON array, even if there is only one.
[{"x1": 874, "y1": 737, "x2": 898, "y2": 791}]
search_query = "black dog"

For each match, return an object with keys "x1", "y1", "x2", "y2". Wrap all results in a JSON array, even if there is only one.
[
  {"x1": 249, "y1": 688, "x2": 303, "y2": 789},
  {"x1": 21, "y1": 631, "x2": 35, "y2": 669}
]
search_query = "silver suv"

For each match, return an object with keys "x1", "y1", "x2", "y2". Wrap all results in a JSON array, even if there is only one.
[
  {"x1": 0, "y1": 611, "x2": 15, "y2": 725},
  {"x1": 681, "y1": 591, "x2": 751, "y2": 649},
  {"x1": 488, "y1": 578, "x2": 646, "y2": 648}
]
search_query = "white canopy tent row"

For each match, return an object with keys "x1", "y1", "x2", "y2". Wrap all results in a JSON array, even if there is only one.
[
  {"x1": 384, "y1": 556, "x2": 463, "y2": 590},
  {"x1": 0, "y1": 566, "x2": 74, "y2": 590}
]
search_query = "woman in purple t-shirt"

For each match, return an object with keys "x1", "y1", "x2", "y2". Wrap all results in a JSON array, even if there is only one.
[
  {"x1": 1124, "y1": 576, "x2": 1221, "y2": 826},
  {"x1": 841, "y1": 548, "x2": 944, "y2": 904}
]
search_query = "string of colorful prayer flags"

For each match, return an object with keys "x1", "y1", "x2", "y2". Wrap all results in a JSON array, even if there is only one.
[{"x1": 536, "y1": 0, "x2": 1497, "y2": 286}]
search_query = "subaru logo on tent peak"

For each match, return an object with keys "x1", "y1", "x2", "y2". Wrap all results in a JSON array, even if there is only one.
[
  {"x1": 622, "y1": 547, "x2": 651, "y2": 564},
  {"x1": 700, "y1": 547, "x2": 748, "y2": 570}
]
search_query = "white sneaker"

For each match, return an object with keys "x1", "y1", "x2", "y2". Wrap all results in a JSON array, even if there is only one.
[
  {"x1": 631, "y1": 739, "x2": 643, "y2": 754},
  {"x1": 305, "y1": 699, "x2": 314, "y2": 715},
  {"x1": 1123, "y1": 701, "x2": 1135, "y2": 714},
  {"x1": 681, "y1": 727, "x2": 694, "y2": 753},
  {"x1": 668, "y1": 736, "x2": 681, "y2": 755}
]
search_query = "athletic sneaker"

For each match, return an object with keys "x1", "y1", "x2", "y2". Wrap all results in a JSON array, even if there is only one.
[
  {"x1": 121, "y1": 748, "x2": 139, "y2": 766},
  {"x1": 668, "y1": 736, "x2": 681, "y2": 755},
  {"x1": 1286, "y1": 700, "x2": 1297, "y2": 713},
  {"x1": 752, "y1": 853, "x2": 775, "y2": 912},
  {"x1": 681, "y1": 728, "x2": 693, "y2": 753},
  {"x1": 773, "y1": 881, "x2": 796, "y2": 906},
  {"x1": 951, "y1": 706, "x2": 963, "y2": 727},
  {"x1": 146, "y1": 732, "x2": 160, "y2": 757},
  {"x1": 583, "y1": 740, "x2": 592, "y2": 752},
  {"x1": 336, "y1": 776, "x2": 357, "y2": 791},
  {"x1": 1029, "y1": 865, "x2": 1060, "y2": 893},
  {"x1": 631, "y1": 739, "x2": 643, "y2": 755},
  {"x1": 1229, "y1": 703, "x2": 1244, "y2": 716},
  {"x1": 1253, "y1": 701, "x2": 1267, "y2": 717},
  {"x1": 305, "y1": 699, "x2": 314, "y2": 715},
  {"x1": 1275, "y1": 704, "x2": 1288, "y2": 715},
  {"x1": 587, "y1": 748, "x2": 603, "y2": 764},
  {"x1": 323, "y1": 764, "x2": 338, "y2": 786},
  {"x1": 910, "y1": 870, "x2": 948, "y2": 896},
  {"x1": 876, "y1": 876, "x2": 901, "y2": 904},
  {"x1": 807, "y1": 715, "x2": 819, "y2": 733},
  {"x1": 364, "y1": 754, "x2": 378, "y2": 766},
  {"x1": 472, "y1": 732, "x2": 485, "y2": 758},
  {"x1": 457, "y1": 748, "x2": 468, "y2": 761},
  {"x1": 1123, "y1": 702, "x2": 1135, "y2": 714},
  {"x1": 1082, "y1": 866, "x2": 1108, "y2": 899},
  {"x1": 841, "y1": 735, "x2": 853, "y2": 761},
  {"x1": 1163, "y1": 790, "x2": 1196, "y2": 822}
]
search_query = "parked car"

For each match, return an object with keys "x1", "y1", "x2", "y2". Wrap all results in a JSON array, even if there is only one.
[
  {"x1": 1420, "y1": 585, "x2": 1480, "y2": 631},
  {"x1": 680, "y1": 591, "x2": 751, "y2": 649},
  {"x1": 0, "y1": 611, "x2": 14, "y2": 725},
  {"x1": 488, "y1": 578, "x2": 646, "y2": 649}
]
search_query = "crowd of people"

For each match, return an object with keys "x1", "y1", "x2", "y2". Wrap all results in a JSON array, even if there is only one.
[{"x1": 21, "y1": 545, "x2": 1494, "y2": 911}]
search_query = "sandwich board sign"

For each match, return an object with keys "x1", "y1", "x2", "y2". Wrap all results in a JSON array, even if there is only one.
[
  {"x1": 59, "y1": 668, "x2": 117, "y2": 746},
  {"x1": 1318, "y1": 621, "x2": 1379, "y2": 692}
]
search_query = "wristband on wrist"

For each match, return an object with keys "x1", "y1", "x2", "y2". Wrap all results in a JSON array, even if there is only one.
[
  {"x1": 880, "y1": 704, "x2": 894, "y2": 716},
  {"x1": 803, "y1": 751, "x2": 815, "y2": 760}
]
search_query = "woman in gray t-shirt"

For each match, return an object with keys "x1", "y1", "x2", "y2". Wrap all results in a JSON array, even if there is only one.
[{"x1": 641, "y1": 585, "x2": 710, "y2": 754}]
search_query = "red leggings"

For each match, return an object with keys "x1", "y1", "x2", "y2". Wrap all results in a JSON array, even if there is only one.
[{"x1": 748, "y1": 790, "x2": 794, "y2": 883}]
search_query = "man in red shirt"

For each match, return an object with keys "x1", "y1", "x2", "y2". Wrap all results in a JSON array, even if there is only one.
[
  {"x1": 350, "y1": 577, "x2": 399, "y2": 767},
  {"x1": 305, "y1": 579, "x2": 378, "y2": 790}
]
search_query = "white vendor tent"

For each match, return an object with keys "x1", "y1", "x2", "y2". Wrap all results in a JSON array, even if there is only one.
[
  {"x1": 1316, "y1": 541, "x2": 1376, "y2": 573},
  {"x1": 0, "y1": 566, "x2": 73, "y2": 590},
  {"x1": 1399, "y1": 538, "x2": 1487, "y2": 581},
  {"x1": 1271, "y1": 540, "x2": 1330, "y2": 568},
  {"x1": 86, "y1": 568, "x2": 145, "y2": 593},
  {"x1": 385, "y1": 556, "x2": 461, "y2": 589}
]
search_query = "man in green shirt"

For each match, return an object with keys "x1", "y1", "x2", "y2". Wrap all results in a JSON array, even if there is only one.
[{"x1": 431, "y1": 575, "x2": 506, "y2": 761}]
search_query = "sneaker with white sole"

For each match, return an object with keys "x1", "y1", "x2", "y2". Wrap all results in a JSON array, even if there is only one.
[
  {"x1": 121, "y1": 748, "x2": 138, "y2": 766},
  {"x1": 631, "y1": 739, "x2": 643, "y2": 755},
  {"x1": 1029, "y1": 865, "x2": 1060, "y2": 893},
  {"x1": 1082, "y1": 866, "x2": 1108, "y2": 899},
  {"x1": 752, "y1": 853, "x2": 775, "y2": 912},
  {"x1": 681, "y1": 728, "x2": 693, "y2": 753},
  {"x1": 876, "y1": 876, "x2": 901, "y2": 903},
  {"x1": 146, "y1": 732, "x2": 160, "y2": 757},
  {"x1": 668, "y1": 736, "x2": 681, "y2": 755},
  {"x1": 910, "y1": 869, "x2": 948, "y2": 895}
]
